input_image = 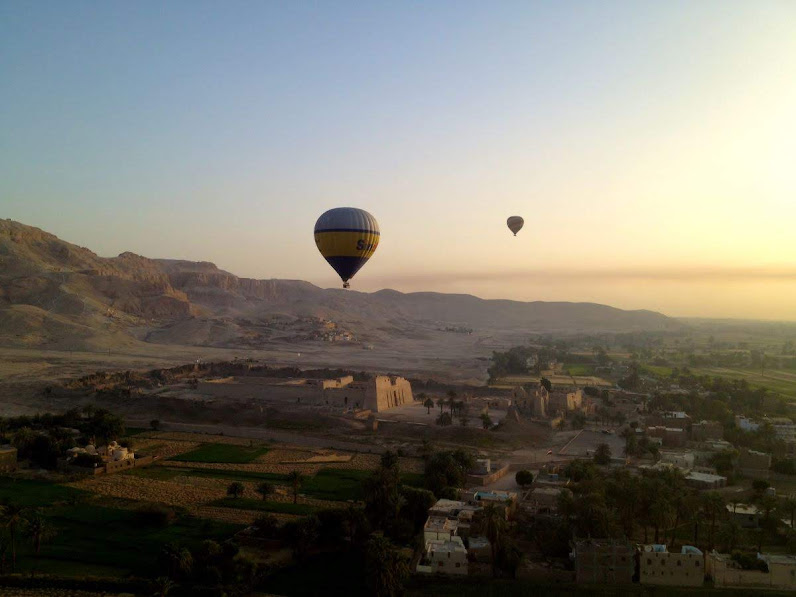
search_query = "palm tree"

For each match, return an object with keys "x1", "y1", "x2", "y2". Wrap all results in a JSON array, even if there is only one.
[
  {"x1": 287, "y1": 470, "x2": 303, "y2": 504},
  {"x1": 256, "y1": 482, "x2": 275, "y2": 501},
  {"x1": 701, "y1": 492, "x2": 726, "y2": 550},
  {"x1": 423, "y1": 396, "x2": 434, "y2": 414},
  {"x1": 480, "y1": 413, "x2": 492, "y2": 430},
  {"x1": 446, "y1": 390, "x2": 457, "y2": 413},
  {"x1": 779, "y1": 495, "x2": 796, "y2": 529},
  {"x1": 436, "y1": 398, "x2": 445, "y2": 414},
  {"x1": 27, "y1": 514, "x2": 56, "y2": 576},
  {"x1": 159, "y1": 543, "x2": 193, "y2": 580},
  {"x1": 152, "y1": 577, "x2": 176, "y2": 597},
  {"x1": 364, "y1": 534, "x2": 409, "y2": 597},
  {"x1": 1, "y1": 504, "x2": 25, "y2": 572},
  {"x1": 482, "y1": 504, "x2": 505, "y2": 577},
  {"x1": 718, "y1": 520, "x2": 742, "y2": 552},
  {"x1": 649, "y1": 497, "x2": 674, "y2": 544}
]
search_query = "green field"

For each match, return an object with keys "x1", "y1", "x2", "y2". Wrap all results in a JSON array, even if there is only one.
[
  {"x1": 125, "y1": 465, "x2": 424, "y2": 502},
  {"x1": 10, "y1": 504, "x2": 242, "y2": 577},
  {"x1": 170, "y1": 442, "x2": 270, "y2": 464},
  {"x1": 0, "y1": 478, "x2": 86, "y2": 507},
  {"x1": 212, "y1": 497, "x2": 319, "y2": 515},
  {"x1": 565, "y1": 364, "x2": 594, "y2": 376},
  {"x1": 641, "y1": 364, "x2": 674, "y2": 377},
  {"x1": 300, "y1": 468, "x2": 371, "y2": 501},
  {"x1": 689, "y1": 367, "x2": 796, "y2": 399}
]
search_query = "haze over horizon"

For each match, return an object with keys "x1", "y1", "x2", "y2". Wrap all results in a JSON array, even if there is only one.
[{"x1": 3, "y1": 2, "x2": 795, "y2": 320}]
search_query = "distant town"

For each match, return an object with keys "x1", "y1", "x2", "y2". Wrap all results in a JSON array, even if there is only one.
[{"x1": 1, "y1": 329, "x2": 795, "y2": 596}]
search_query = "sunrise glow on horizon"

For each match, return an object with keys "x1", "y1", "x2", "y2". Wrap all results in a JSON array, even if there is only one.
[{"x1": 2, "y1": 1, "x2": 795, "y2": 320}]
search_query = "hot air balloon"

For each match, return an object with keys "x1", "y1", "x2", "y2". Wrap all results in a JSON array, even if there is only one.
[
  {"x1": 506, "y1": 216, "x2": 524, "y2": 236},
  {"x1": 314, "y1": 207, "x2": 379, "y2": 288}
]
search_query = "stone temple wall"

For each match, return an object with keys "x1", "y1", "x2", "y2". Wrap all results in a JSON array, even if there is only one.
[{"x1": 366, "y1": 376, "x2": 414, "y2": 412}]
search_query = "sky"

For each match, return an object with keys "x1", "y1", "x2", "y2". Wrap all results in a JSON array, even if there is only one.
[{"x1": 2, "y1": 1, "x2": 795, "y2": 320}]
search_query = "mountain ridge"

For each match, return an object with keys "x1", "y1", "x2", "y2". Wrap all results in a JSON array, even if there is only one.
[{"x1": 0, "y1": 219, "x2": 677, "y2": 351}]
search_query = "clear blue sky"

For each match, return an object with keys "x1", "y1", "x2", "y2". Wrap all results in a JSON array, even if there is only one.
[{"x1": 2, "y1": 1, "x2": 795, "y2": 318}]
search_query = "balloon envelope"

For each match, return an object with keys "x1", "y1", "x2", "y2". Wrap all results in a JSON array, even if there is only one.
[
  {"x1": 314, "y1": 207, "x2": 379, "y2": 288},
  {"x1": 507, "y1": 216, "x2": 524, "y2": 236}
]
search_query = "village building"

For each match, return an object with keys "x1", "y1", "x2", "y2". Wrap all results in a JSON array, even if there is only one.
[
  {"x1": 737, "y1": 448, "x2": 771, "y2": 480},
  {"x1": 423, "y1": 516, "x2": 459, "y2": 542},
  {"x1": 707, "y1": 552, "x2": 796, "y2": 590},
  {"x1": 648, "y1": 411, "x2": 691, "y2": 430},
  {"x1": 427, "y1": 499, "x2": 481, "y2": 537},
  {"x1": 763, "y1": 417, "x2": 796, "y2": 442},
  {"x1": 685, "y1": 471, "x2": 727, "y2": 490},
  {"x1": 647, "y1": 426, "x2": 686, "y2": 448},
  {"x1": 417, "y1": 536, "x2": 468, "y2": 576},
  {"x1": 735, "y1": 416, "x2": 760, "y2": 433},
  {"x1": 462, "y1": 489, "x2": 518, "y2": 508},
  {"x1": 573, "y1": 538, "x2": 635, "y2": 584},
  {"x1": 727, "y1": 504, "x2": 761, "y2": 529},
  {"x1": 691, "y1": 420, "x2": 724, "y2": 441},
  {"x1": 525, "y1": 486, "x2": 569, "y2": 515},
  {"x1": 639, "y1": 545, "x2": 704, "y2": 587},
  {"x1": 659, "y1": 451, "x2": 695, "y2": 469},
  {"x1": 0, "y1": 446, "x2": 17, "y2": 472}
]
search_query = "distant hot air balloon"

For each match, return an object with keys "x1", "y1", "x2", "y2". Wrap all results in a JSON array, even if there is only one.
[
  {"x1": 506, "y1": 216, "x2": 524, "y2": 236},
  {"x1": 314, "y1": 207, "x2": 379, "y2": 288}
]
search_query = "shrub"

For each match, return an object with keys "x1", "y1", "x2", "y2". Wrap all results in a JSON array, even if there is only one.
[
  {"x1": 136, "y1": 502, "x2": 177, "y2": 528},
  {"x1": 515, "y1": 470, "x2": 534, "y2": 488},
  {"x1": 227, "y1": 482, "x2": 245, "y2": 499},
  {"x1": 253, "y1": 514, "x2": 280, "y2": 539}
]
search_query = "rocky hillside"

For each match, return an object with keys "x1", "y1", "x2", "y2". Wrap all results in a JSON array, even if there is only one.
[{"x1": 0, "y1": 220, "x2": 677, "y2": 350}]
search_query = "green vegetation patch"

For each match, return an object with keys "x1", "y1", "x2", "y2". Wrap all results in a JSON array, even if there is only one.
[
  {"x1": 301, "y1": 468, "x2": 370, "y2": 501},
  {"x1": 121, "y1": 427, "x2": 149, "y2": 437},
  {"x1": 212, "y1": 497, "x2": 318, "y2": 516},
  {"x1": 21, "y1": 504, "x2": 242, "y2": 577},
  {"x1": 0, "y1": 478, "x2": 86, "y2": 508},
  {"x1": 170, "y1": 442, "x2": 269, "y2": 464},
  {"x1": 300, "y1": 469, "x2": 425, "y2": 502},
  {"x1": 565, "y1": 364, "x2": 594, "y2": 376},
  {"x1": 641, "y1": 364, "x2": 673, "y2": 377}
]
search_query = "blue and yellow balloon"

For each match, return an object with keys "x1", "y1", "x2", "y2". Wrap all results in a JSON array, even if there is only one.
[{"x1": 314, "y1": 207, "x2": 379, "y2": 288}]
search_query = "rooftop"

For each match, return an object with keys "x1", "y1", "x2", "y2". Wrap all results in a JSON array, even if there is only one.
[
  {"x1": 468, "y1": 536, "x2": 490, "y2": 549},
  {"x1": 426, "y1": 537, "x2": 467, "y2": 554},
  {"x1": 532, "y1": 487, "x2": 564, "y2": 497},
  {"x1": 664, "y1": 411, "x2": 690, "y2": 419},
  {"x1": 424, "y1": 517, "x2": 459, "y2": 533},
  {"x1": 728, "y1": 504, "x2": 760, "y2": 516},
  {"x1": 681, "y1": 546, "x2": 703, "y2": 556},
  {"x1": 686, "y1": 471, "x2": 727, "y2": 482},
  {"x1": 430, "y1": 499, "x2": 467, "y2": 511}
]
